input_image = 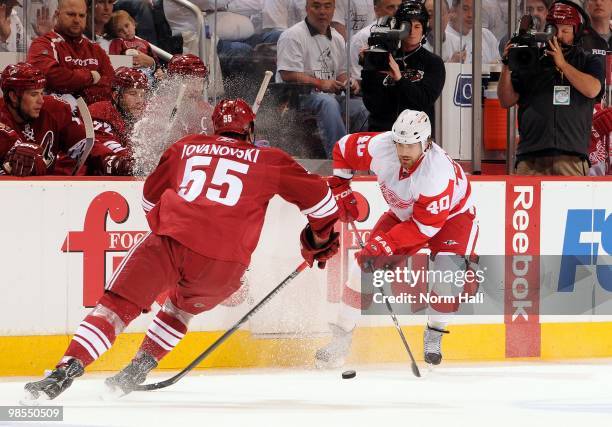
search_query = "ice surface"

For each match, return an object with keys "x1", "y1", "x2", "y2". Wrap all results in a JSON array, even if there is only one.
[{"x1": 1, "y1": 361, "x2": 612, "y2": 427}]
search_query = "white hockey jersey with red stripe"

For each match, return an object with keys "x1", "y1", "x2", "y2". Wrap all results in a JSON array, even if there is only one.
[{"x1": 333, "y1": 131, "x2": 474, "y2": 252}]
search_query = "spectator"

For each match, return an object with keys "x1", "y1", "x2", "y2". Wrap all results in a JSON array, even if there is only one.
[
  {"x1": 331, "y1": 0, "x2": 375, "y2": 40},
  {"x1": 361, "y1": 1, "x2": 445, "y2": 131},
  {"x1": 0, "y1": 0, "x2": 24, "y2": 52},
  {"x1": 114, "y1": 0, "x2": 158, "y2": 45},
  {"x1": 582, "y1": 0, "x2": 612, "y2": 54},
  {"x1": 423, "y1": 0, "x2": 462, "y2": 62},
  {"x1": 350, "y1": 0, "x2": 402, "y2": 81},
  {"x1": 276, "y1": 0, "x2": 369, "y2": 157},
  {"x1": 86, "y1": 0, "x2": 113, "y2": 51},
  {"x1": 262, "y1": 0, "x2": 306, "y2": 31},
  {"x1": 216, "y1": 0, "x2": 283, "y2": 74},
  {"x1": 27, "y1": 0, "x2": 115, "y2": 107},
  {"x1": 163, "y1": 0, "x2": 231, "y2": 54},
  {"x1": 482, "y1": 0, "x2": 508, "y2": 41},
  {"x1": 0, "y1": 63, "x2": 87, "y2": 177},
  {"x1": 27, "y1": 1, "x2": 56, "y2": 47},
  {"x1": 447, "y1": 0, "x2": 501, "y2": 64},
  {"x1": 107, "y1": 10, "x2": 161, "y2": 85},
  {"x1": 86, "y1": 67, "x2": 148, "y2": 176},
  {"x1": 498, "y1": 0, "x2": 604, "y2": 175},
  {"x1": 498, "y1": 0, "x2": 552, "y2": 56}
]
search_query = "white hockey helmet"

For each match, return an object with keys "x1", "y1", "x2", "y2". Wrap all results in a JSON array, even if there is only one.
[{"x1": 391, "y1": 110, "x2": 431, "y2": 149}]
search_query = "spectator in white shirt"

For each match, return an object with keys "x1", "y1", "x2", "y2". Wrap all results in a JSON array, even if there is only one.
[
  {"x1": 262, "y1": 0, "x2": 306, "y2": 31},
  {"x1": 349, "y1": 0, "x2": 402, "y2": 81},
  {"x1": 331, "y1": 0, "x2": 376, "y2": 40},
  {"x1": 447, "y1": 0, "x2": 501, "y2": 64},
  {"x1": 0, "y1": 0, "x2": 24, "y2": 52},
  {"x1": 423, "y1": 0, "x2": 462, "y2": 62},
  {"x1": 482, "y1": 0, "x2": 508, "y2": 40},
  {"x1": 276, "y1": 0, "x2": 369, "y2": 157}
]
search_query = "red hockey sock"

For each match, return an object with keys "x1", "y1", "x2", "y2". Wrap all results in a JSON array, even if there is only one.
[
  {"x1": 61, "y1": 292, "x2": 142, "y2": 368},
  {"x1": 139, "y1": 310, "x2": 187, "y2": 361},
  {"x1": 63, "y1": 315, "x2": 116, "y2": 367}
]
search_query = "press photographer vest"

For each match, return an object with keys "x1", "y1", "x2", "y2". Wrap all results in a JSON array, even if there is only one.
[{"x1": 512, "y1": 47, "x2": 605, "y2": 160}]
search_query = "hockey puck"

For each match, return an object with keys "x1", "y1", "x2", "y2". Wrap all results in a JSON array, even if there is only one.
[{"x1": 342, "y1": 370, "x2": 356, "y2": 379}]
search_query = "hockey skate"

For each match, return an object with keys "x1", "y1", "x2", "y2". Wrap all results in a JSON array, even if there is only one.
[
  {"x1": 423, "y1": 325, "x2": 449, "y2": 365},
  {"x1": 24, "y1": 358, "x2": 84, "y2": 401},
  {"x1": 105, "y1": 352, "x2": 158, "y2": 395},
  {"x1": 314, "y1": 323, "x2": 354, "y2": 369}
]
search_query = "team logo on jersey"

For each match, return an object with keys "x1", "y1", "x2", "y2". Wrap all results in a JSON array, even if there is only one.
[
  {"x1": 380, "y1": 183, "x2": 413, "y2": 209},
  {"x1": 402, "y1": 68, "x2": 424, "y2": 82},
  {"x1": 23, "y1": 124, "x2": 34, "y2": 141}
]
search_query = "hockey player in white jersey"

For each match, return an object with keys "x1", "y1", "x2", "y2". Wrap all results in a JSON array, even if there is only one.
[{"x1": 316, "y1": 109, "x2": 479, "y2": 368}]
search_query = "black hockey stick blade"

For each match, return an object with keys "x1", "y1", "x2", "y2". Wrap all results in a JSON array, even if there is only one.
[{"x1": 132, "y1": 261, "x2": 310, "y2": 392}]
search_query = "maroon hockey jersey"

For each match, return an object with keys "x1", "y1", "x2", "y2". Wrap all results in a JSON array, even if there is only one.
[
  {"x1": 0, "y1": 96, "x2": 86, "y2": 175},
  {"x1": 142, "y1": 134, "x2": 338, "y2": 265},
  {"x1": 86, "y1": 100, "x2": 133, "y2": 175}
]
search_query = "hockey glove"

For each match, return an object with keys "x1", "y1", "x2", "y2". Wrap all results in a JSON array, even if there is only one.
[
  {"x1": 4, "y1": 139, "x2": 53, "y2": 177},
  {"x1": 104, "y1": 155, "x2": 135, "y2": 176},
  {"x1": 354, "y1": 231, "x2": 399, "y2": 272},
  {"x1": 593, "y1": 107, "x2": 612, "y2": 138},
  {"x1": 300, "y1": 224, "x2": 340, "y2": 269},
  {"x1": 328, "y1": 176, "x2": 358, "y2": 222}
]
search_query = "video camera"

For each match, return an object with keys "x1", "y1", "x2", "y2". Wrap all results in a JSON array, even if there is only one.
[
  {"x1": 507, "y1": 14, "x2": 557, "y2": 72},
  {"x1": 362, "y1": 16, "x2": 412, "y2": 72}
]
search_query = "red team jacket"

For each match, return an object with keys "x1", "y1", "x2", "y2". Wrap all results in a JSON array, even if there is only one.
[
  {"x1": 0, "y1": 96, "x2": 86, "y2": 175},
  {"x1": 27, "y1": 31, "x2": 114, "y2": 104},
  {"x1": 142, "y1": 134, "x2": 339, "y2": 265}
]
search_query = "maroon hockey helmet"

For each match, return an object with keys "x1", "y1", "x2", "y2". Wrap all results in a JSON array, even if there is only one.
[
  {"x1": 212, "y1": 98, "x2": 255, "y2": 136},
  {"x1": 167, "y1": 54, "x2": 209, "y2": 79},
  {"x1": 113, "y1": 67, "x2": 148, "y2": 90},
  {"x1": 0, "y1": 62, "x2": 46, "y2": 94},
  {"x1": 546, "y1": 1, "x2": 584, "y2": 36}
]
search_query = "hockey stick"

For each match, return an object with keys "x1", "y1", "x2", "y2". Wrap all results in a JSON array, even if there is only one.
[
  {"x1": 252, "y1": 70, "x2": 273, "y2": 115},
  {"x1": 133, "y1": 260, "x2": 309, "y2": 392},
  {"x1": 169, "y1": 83, "x2": 187, "y2": 123},
  {"x1": 349, "y1": 221, "x2": 421, "y2": 378},
  {"x1": 71, "y1": 97, "x2": 94, "y2": 175}
]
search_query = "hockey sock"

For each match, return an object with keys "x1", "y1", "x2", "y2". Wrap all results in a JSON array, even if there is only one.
[
  {"x1": 61, "y1": 292, "x2": 141, "y2": 368},
  {"x1": 138, "y1": 303, "x2": 189, "y2": 361},
  {"x1": 334, "y1": 261, "x2": 375, "y2": 332},
  {"x1": 427, "y1": 314, "x2": 451, "y2": 331}
]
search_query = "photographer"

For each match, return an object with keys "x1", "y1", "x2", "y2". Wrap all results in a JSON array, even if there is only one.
[
  {"x1": 361, "y1": 0, "x2": 445, "y2": 132},
  {"x1": 498, "y1": 0, "x2": 604, "y2": 176}
]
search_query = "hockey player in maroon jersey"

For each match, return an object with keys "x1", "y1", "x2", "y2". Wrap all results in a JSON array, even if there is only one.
[
  {"x1": 84, "y1": 67, "x2": 148, "y2": 175},
  {"x1": 24, "y1": 98, "x2": 340, "y2": 400},
  {"x1": 166, "y1": 53, "x2": 214, "y2": 136},
  {"x1": 27, "y1": 0, "x2": 115, "y2": 106},
  {"x1": 0, "y1": 63, "x2": 88, "y2": 177},
  {"x1": 315, "y1": 110, "x2": 479, "y2": 368}
]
